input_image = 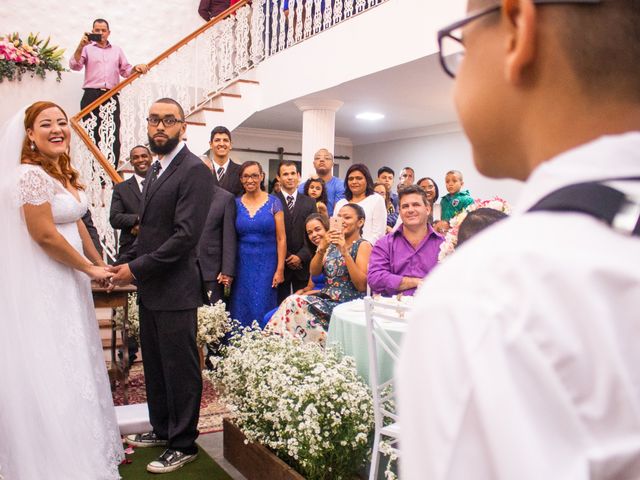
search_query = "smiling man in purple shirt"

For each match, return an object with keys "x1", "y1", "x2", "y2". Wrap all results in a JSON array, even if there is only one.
[
  {"x1": 367, "y1": 184, "x2": 443, "y2": 296},
  {"x1": 70, "y1": 18, "x2": 148, "y2": 167}
]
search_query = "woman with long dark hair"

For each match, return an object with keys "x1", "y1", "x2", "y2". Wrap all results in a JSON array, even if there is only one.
[
  {"x1": 333, "y1": 163, "x2": 387, "y2": 244},
  {"x1": 229, "y1": 161, "x2": 286, "y2": 328}
]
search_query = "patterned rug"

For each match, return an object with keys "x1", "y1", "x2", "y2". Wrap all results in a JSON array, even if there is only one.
[{"x1": 112, "y1": 364, "x2": 229, "y2": 433}]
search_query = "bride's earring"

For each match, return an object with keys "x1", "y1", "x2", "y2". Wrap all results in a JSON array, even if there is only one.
[{"x1": 30, "y1": 141, "x2": 36, "y2": 151}]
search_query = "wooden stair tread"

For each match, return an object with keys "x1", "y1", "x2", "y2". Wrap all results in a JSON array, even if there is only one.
[
  {"x1": 102, "y1": 337, "x2": 124, "y2": 349},
  {"x1": 186, "y1": 120, "x2": 207, "y2": 126},
  {"x1": 99, "y1": 319, "x2": 113, "y2": 328},
  {"x1": 220, "y1": 92, "x2": 241, "y2": 98},
  {"x1": 233, "y1": 78, "x2": 259, "y2": 85}
]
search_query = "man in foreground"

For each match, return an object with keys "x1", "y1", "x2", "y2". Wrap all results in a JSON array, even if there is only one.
[
  {"x1": 110, "y1": 98, "x2": 213, "y2": 474},
  {"x1": 398, "y1": 1, "x2": 640, "y2": 479}
]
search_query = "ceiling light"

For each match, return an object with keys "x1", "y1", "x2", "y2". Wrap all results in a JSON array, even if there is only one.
[{"x1": 356, "y1": 112, "x2": 385, "y2": 121}]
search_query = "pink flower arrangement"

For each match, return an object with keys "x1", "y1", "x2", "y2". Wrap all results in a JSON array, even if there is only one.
[
  {"x1": 438, "y1": 196, "x2": 512, "y2": 262},
  {"x1": 0, "y1": 33, "x2": 65, "y2": 82}
]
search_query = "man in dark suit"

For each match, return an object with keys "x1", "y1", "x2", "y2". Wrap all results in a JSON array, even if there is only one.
[
  {"x1": 109, "y1": 98, "x2": 213, "y2": 474},
  {"x1": 201, "y1": 125, "x2": 243, "y2": 197},
  {"x1": 275, "y1": 160, "x2": 317, "y2": 304},
  {"x1": 197, "y1": 181, "x2": 237, "y2": 304},
  {"x1": 109, "y1": 145, "x2": 151, "y2": 260}
]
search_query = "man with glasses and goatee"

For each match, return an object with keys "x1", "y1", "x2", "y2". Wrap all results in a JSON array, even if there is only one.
[
  {"x1": 109, "y1": 98, "x2": 213, "y2": 474},
  {"x1": 397, "y1": 1, "x2": 640, "y2": 479}
]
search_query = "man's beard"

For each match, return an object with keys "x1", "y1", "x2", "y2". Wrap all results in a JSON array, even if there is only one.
[{"x1": 148, "y1": 134, "x2": 180, "y2": 155}]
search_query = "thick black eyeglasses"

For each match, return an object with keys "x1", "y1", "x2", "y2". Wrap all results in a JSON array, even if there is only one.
[
  {"x1": 437, "y1": 0, "x2": 602, "y2": 78},
  {"x1": 146, "y1": 116, "x2": 185, "y2": 127}
]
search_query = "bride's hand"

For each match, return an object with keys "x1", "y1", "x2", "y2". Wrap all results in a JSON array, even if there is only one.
[{"x1": 85, "y1": 265, "x2": 111, "y2": 283}]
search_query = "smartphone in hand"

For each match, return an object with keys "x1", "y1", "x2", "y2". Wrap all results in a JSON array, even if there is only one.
[
  {"x1": 330, "y1": 216, "x2": 342, "y2": 232},
  {"x1": 87, "y1": 33, "x2": 102, "y2": 42}
]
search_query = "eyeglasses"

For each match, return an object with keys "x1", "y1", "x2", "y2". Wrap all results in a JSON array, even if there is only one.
[
  {"x1": 146, "y1": 116, "x2": 184, "y2": 127},
  {"x1": 437, "y1": 0, "x2": 602, "y2": 78},
  {"x1": 241, "y1": 173, "x2": 262, "y2": 181}
]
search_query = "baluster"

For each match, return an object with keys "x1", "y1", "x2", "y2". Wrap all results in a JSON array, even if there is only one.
[
  {"x1": 303, "y1": 0, "x2": 313, "y2": 38},
  {"x1": 333, "y1": 0, "x2": 344, "y2": 23},
  {"x1": 286, "y1": 0, "x2": 296, "y2": 47},
  {"x1": 313, "y1": 0, "x2": 323, "y2": 33},
  {"x1": 235, "y1": 5, "x2": 251, "y2": 73},
  {"x1": 355, "y1": 0, "x2": 366, "y2": 13},
  {"x1": 270, "y1": 0, "x2": 280, "y2": 54},
  {"x1": 97, "y1": 99, "x2": 117, "y2": 166},
  {"x1": 219, "y1": 17, "x2": 235, "y2": 81},
  {"x1": 322, "y1": 0, "x2": 333, "y2": 30},
  {"x1": 277, "y1": 0, "x2": 286, "y2": 51},
  {"x1": 250, "y1": 0, "x2": 266, "y2": 63},
  {"x1": 294, "y1": 0, "x2": 304, "y2": 42},
  {"x1": 344, "y1": 0, "x2": 354, "y2": 18}
]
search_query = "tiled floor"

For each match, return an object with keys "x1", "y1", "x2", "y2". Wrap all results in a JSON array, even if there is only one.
[{"x1": 197, "y1": 431, "x2": 247, "y2": 480}]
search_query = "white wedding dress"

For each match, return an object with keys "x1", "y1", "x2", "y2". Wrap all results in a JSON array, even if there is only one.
[{"x1": 0, "y1": 165, "x2": 123, "y2": 479}]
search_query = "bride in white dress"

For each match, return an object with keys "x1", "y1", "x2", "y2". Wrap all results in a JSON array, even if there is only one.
[{"x1": 0, "y1": 102, "x2": 124, "y2": 479}]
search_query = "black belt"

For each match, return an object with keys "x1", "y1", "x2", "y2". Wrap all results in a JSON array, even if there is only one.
[{"x1": 84, "y1": 87, "x2": 110, "y2": 92}]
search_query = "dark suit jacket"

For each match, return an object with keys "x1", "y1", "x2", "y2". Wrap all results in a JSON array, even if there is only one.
[
  {"x1": 211, "y1": 158, "x2": 243, "y2": 197},
  {"x1": 276, "y1": 191, "x2": 317, "y2": 283},
  {"x1": 197, "y1": 184, "x2": 237, "y2": 303},
  {"x1": 109, "y1": 176, "x2": 142, "y2": 259},
  {"x1": 81, "y1": 209, "x2": 103, "y2": 255},
  {"x1": 119, "y1": 145, "x2": 214, "y2": 311}
]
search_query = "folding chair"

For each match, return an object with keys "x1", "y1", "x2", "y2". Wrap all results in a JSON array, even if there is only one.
[{"x1": 364, "y1": 296, "x2": 411, "y2": 480}]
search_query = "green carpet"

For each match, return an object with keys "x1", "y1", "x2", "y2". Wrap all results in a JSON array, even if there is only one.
[{"x1": 119, "y1": 446, "x2": 232, "y2": 480}]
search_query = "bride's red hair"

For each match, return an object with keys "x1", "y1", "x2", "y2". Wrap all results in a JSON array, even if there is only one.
[{"x1": 21, "y1": 101, "x2": 84, "y2": 190}]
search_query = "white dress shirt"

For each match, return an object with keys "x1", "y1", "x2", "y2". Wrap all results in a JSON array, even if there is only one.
[
  {"x1": 134, "y1": 173, "x2": 145, "y2": 192},
  {"x1": 397, "y1": 133, "x2": 640, "y2": 480},
  {"x1": 156, "y1": 141, "x2": 185, "y2": 177},
  {"x1": 281, "y1": 188, "x2": 298, "y2": 209},
  {"x1": 334, "y1": 193, "x2": 387, "y2": 245},
  {"x1": 212, "y1": 158, "x2": 230, "y2": 181}
]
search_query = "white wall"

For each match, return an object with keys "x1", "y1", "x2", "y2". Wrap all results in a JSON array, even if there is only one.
[
  {"x1": 227, "y1": 127, "x2": 353, "y2": 185},
  {"x1": 354, "y1": 128, "x2": 524, "y2": 206}
]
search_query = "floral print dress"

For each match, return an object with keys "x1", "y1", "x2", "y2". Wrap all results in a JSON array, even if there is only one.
[{"x1": 266, "y1": 239, "x2": 367, "y2": 345}]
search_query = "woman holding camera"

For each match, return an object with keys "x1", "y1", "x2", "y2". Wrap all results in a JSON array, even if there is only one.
[{"x1": 265, "y1": 203, "x2": 371, "y2": 345}]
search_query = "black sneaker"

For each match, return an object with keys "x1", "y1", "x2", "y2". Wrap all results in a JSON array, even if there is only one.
[
  {"x1": 125, "y1": 431, "x2": 168, "y2": 448},
  {"x1": 146, "y1": 448, "x2": 198, "y2": 473}
]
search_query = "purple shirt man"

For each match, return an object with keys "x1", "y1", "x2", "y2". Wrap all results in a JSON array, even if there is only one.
[{"x1": 368, "y1": 185, "x2": 443, "y2": 296}]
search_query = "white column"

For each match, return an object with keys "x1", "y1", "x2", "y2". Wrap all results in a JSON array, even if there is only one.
[{"x1": 294, "y1": 99, "x2": 343, "y2": 178}]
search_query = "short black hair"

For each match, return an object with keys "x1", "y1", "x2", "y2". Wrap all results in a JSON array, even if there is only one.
[
  {"x1": 210, "y1": 125, "x2": 231, "y2": 142},
  {"x1": 398, "y1": 184, "x2": 429, "y2": 206},
  {"x1": 129, "y1": 145, "x2": 150, "y2": 156},
  {"x1": 277, "y1": 160, "x2": 299, "y2": 176},
  {"x1": 154, "y1": 98, "x2": 185, "y2": 121},
  {"x1": 457, "y1": 208, "x2": 507, "y2": 246},
  {"x1": 401, "y1": 166, "x2": 415, "y2": 174},
  {"x1": 344, "y1": 163, "x2": 375, "y2": 201},
  {"x1": 377, "y1": 166, "x2": 395, "y2": 177},
  {"x1": 93, "y1": 18, "x2": 110, "y2": 30}
]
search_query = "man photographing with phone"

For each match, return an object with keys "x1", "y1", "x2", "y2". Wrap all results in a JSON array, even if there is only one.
[{"x1": 70, "y1": 18, "x2": 148, "y2": 168}]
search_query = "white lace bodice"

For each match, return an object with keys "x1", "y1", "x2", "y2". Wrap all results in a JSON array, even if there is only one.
[{"x1": 18, "y1": 164, "x2": 88, "y2": 251}]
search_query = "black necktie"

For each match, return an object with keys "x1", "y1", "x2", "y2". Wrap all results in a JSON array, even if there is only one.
[
  {"x1": 145, "y1": 161, "x2": 162, "y2": 194},
  {"x1": 286, "y1": 195, "x2": 294, "y2": 211},
  {"x1": 217, "y1": 167, "x2": 225, "y2": 182}
]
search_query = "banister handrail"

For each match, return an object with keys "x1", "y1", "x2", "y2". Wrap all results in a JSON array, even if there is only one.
[{"x1": 70, "y1": 0, "x2": 252, "y2": 183}]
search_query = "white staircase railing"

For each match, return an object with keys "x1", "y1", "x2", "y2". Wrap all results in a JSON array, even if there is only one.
[{"x1": 70, "y1": 0, "x2": 389, "y2": 260}]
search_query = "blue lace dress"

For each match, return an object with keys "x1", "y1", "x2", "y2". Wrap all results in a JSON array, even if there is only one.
[
  {"x1": 266, "y1": 239, "x2": 367, "y2": 345},
  {"x1": 229, "y1": 194, "x2": 283, "y2": 328}
]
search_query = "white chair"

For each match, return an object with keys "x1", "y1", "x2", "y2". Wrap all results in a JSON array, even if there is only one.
[{"x1": 365, "y1": 296, "x2": 411, "y2": 480}]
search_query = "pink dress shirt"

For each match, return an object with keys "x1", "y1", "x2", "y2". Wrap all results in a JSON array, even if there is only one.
[{"x1": 69, "y1": 42, "x2": 134, "y2": 89}]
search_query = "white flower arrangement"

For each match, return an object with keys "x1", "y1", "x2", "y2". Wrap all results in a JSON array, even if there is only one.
[
  {"x1": 113, "y1": 293, "x2": 140, "y2": 341},
  {"x1": 196, "y1": 300, "x2": 233, "y2": 347},
  {"x1": 114, "y1": 295, "x2": 232, "y2": 348},
  {"x1": 438, "y1": 196, "x2": 512, "y2": 262},
  {"x1": 207, "y1": 327, "x2": 374, "y2": 480}
]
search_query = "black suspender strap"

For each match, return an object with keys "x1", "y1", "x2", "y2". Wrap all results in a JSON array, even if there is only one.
[{"x1": 528, "y1": 177, "x2": 640, "y2": 236}]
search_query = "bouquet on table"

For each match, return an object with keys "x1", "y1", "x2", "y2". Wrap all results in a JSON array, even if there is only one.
[{"x1": 0, "y1": 33, "x2": 66, "y2": 82}]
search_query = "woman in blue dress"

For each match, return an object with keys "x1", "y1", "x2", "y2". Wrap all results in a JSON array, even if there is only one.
[{"x1": 230, "y1": 161, "x2": 286, "y2": 328}]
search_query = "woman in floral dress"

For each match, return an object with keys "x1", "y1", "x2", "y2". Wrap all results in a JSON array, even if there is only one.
[{"x1": 266, "y1": 203, "x2": 372, "y2": 345}]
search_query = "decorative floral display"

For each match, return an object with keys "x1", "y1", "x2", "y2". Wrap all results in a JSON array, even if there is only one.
[
  {"x1": 0, "y1": 33, "x2": 66, "y2": 83},
  {"x1": 196, "y1": 300, "x2": 233, "y2": 347},
  {"x1": 438, "y1": 197, "x2": 512, "y2": 261},
  {"x1": 114, "y1": 294, "x2": 232, "y2": 348},
  {"x1": 208, "y1": 327, "x2": 374, "y2": 480},
  {"x1": 113, "y1": 293, "x2": 140, "y2": 342}
]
